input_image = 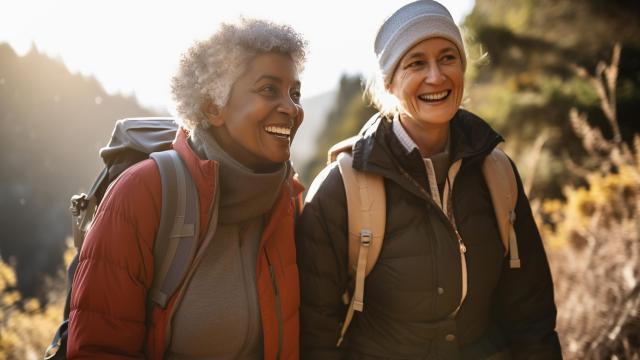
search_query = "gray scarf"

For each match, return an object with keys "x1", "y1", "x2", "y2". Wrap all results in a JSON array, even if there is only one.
[{"x1": 189, "y1": 127, "x2": 287, "y2": 224}]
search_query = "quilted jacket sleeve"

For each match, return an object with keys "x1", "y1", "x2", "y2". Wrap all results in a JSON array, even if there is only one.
[
  {"x1": 296, "y1": 164, "x2": 350, "y2": 360},
  {"x1": 67, "y1": 160, "x2": 160, "y2": 359},
  {"x1": 493, "y1": 161, "x2": 563, "y2": 359}
]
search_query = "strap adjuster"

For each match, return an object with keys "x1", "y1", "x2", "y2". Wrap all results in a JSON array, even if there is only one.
[
  {"x1": 70, "y1": 193, "x2": 89, "y2": 216},
  {"x1": 360, "y1": 229, "x2": 372, "y2": 246}
]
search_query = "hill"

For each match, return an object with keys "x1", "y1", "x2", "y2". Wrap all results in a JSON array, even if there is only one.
[
  {"x1": 0, "y1": 43, "x2": 159, "y2": 301},
  {"x1": 291, "y1": 90, "x2": 336, "y2": 171}
]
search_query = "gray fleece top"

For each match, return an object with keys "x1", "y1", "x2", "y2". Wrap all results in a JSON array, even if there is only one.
[{"x1": 167, "y1": 127, "x2": 287, "y2": 360}]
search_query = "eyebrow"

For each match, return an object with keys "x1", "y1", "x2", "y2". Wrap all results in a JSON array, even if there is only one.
[
  {"x1": 403, "y1": 46, "x2": 459, "y2": 62},
  {"x1": 255, "y1": 75, "x2": 301, "y2": 87},
  {"x1": 439, "y1": 47, "x2": 458, "y2": 55}
]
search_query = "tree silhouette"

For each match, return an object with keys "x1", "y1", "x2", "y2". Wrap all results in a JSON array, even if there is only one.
[{"x1": 0, "y1": 43, "x2": 160, "y2": 301}]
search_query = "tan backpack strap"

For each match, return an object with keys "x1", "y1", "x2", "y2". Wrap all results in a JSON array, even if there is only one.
[
  {"x1": 335, "y1": 152, "x2": 386, "y2": 346},
  {"x1": 327, "y1": 136, "x2": 359, "y2": 164},
  {"x1": 482, "y1": 148, "x2": 521, "y2": 268}
]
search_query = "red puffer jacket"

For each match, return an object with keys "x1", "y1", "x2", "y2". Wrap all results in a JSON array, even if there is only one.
[{"x1": 68, "y1": 128, "x2": 303, "y2": 359}]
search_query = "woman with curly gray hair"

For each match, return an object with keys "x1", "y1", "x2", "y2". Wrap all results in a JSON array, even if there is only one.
[{"x1": 67, "y1": 18, "x2": 307, "y2": 359}]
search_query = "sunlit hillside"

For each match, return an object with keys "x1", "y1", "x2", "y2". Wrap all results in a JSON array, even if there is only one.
[
  {"x1": 292, "y1": 90, "x2": 336, "y2": 171},
  {"x1": 462, "y1": 0, "x2": 640, "y2": 199},
  {"x1": 0, "y1": 43, "x2": 159, "y2": 301}
]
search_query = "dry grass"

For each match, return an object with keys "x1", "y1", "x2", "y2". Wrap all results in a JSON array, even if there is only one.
[
  {"x1": 539, "y1": 43, "x2": 640, "y2": 359},
  {"x1": 0, "y1": 245, "x2": 69, "y2": 360},
  {"x1": 0, "y1": 263, "x2": 64, "y2": 360}
]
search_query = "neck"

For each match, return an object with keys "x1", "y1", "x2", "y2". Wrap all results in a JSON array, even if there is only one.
[
  {"x1": 399, "y1": 115, "x2": 450, "y2": 157},
  {"x1": 208, "y1": 126, "x2": 282, "y2": 173},
  {"x1": 189, "y1": 126, "x2": 287, "y2": 223}
]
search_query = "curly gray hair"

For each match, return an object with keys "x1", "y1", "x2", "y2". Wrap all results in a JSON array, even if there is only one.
[{"x1": 171, "y1": 18, "x2": 307, "y2": 130}]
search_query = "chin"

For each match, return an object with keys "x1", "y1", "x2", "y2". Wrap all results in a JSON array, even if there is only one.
[
  {"x1": 272, "y1": 146, "x2": 292, "y2": 163},
  {"x1": 277, "y1": 154, "x2": 291, "y2": 165},
  {"x1": 417, "y1": 115, "x2": 454, "y2": 125},
  {"x1": 418, "y1": 108, "x2": 457, "y2": 125},
  {"x1": 266, "y1": 153, "x2": 290, "y2": 166}
]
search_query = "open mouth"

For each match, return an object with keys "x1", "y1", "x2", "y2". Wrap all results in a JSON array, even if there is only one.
[
  {"x1": 418, "y1": 90, "x2": 451, "y2": 103},
  {"x1": 264, "y1": 125, "x2": 292, "y2": 140}
]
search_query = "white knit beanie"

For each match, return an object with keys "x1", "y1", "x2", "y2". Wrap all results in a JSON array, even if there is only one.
[{"x1": 374, "y1": 0, "x2": 466, "y2": 84}]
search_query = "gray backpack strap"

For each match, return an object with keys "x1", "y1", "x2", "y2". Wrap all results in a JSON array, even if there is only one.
[{"x1": 149, "y1": 150, "x2": 200, "y2": 308}]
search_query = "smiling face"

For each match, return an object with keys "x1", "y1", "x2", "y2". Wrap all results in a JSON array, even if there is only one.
[
  {"x1": 388, "y1": 37, "x2": 464, "y2": 134},
  {"x1": 206, "y1": 52, "x2": 303, "y2": 172}
]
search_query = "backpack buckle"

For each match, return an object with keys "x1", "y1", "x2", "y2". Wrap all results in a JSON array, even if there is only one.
[
  {"x1": 70, "y1": 194, "x2": 89, "y2": 216},
  {"x1": 359, "y1": 229, "x2": 372, "y2": 246},
  {"x1": 43, "y1": 339, "x2": 61, "y2": 359}
]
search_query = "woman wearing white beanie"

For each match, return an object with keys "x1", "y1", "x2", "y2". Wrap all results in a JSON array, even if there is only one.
[{"x1": 297, "y1": 1, "x2": 562, "y2": 359}]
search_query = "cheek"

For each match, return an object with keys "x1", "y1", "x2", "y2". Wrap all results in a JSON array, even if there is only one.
[
  {"x1": 236, "y1": 103, "x2": 259, "y2": 121},
  {"x1": 454, "y1": 76, "x2": 464, "y2": 105},
  {"x1": 230, "y1": 106, "x2": 263, "y2": 134},
  {"x1": 393, "y1": 73, "x2": 419, "y2": 104},
  {"x1": 455, "y1": 73, "x2": 464, "y2": 90},
  {"x1": 296, "y1": 107, "x2": 304, "y2": 127},
  {"x1": 450, "y1": 68, "x2": 464, "y2": 91}
]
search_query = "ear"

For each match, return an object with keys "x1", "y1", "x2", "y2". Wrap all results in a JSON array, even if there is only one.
[{"x1": 202, "y1": 99, "x2": 224, "y2": 127}]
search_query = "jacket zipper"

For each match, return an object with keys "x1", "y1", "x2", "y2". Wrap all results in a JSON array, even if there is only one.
[
  {"x1": 444, "y1": 161, "x2": 468, "y2": 317},
  {"x1": 396, "y1": 164, "x2": 468, "y2": 316},
  {"x1": 264, "y1": 249, "x2": 283, "y2": 360},
  {"x1": 396, "y1": 165, "x2": 466, "y2": 248}
]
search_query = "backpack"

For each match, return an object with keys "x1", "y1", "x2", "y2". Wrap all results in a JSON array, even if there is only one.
[
  {"x1": 44, "y1": 118, "x2": 199, "y2": 359},
  {"x1": 325, "y1": 135, "x2": 521, "y2": 347}
]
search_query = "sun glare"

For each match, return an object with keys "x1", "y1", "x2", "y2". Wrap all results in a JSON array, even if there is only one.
[{"x1": 0, "y1": 0, "x2": 474, "y2": 111}]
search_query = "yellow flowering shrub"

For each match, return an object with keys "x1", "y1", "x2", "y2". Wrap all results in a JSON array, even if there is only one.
[
  {"x1": 0, "y1": 244, "x2": 72, "y2": 360},
  {"x1": 541, "y1": 163, "x2": 640, "y2": 251}
]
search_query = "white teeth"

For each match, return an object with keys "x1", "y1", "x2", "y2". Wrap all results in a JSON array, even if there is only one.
[
  {"x1": 264, "y1": 125, "x2": 291, "y2": 136},
  {"x1": 419, "y1": 90, "x2": 449, "y2": 101}
]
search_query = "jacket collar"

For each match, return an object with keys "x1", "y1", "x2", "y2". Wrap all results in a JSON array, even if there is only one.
[{"x1": 352, "y1": 109, "x2": 504, "y2": 182}]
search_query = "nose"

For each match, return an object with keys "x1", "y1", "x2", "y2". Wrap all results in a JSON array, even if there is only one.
[
  {"x1": 424, "y1": 62, "x2": 445, "y2": 85},
  {"x1": 278, "y1": 96, "x2": 301, "y2": 119}
]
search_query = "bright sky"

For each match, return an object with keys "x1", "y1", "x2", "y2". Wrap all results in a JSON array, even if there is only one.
[{"x1": 0, "y1": 0, "x2": 474, "y2": 112}]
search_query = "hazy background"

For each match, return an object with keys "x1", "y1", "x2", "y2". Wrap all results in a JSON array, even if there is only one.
[
  {"x1": 1, "y1": 0, "x2": 639, "y2": 359},
  {"x1": 0, "y1": 0, "x2": 474, "y2": 111}
]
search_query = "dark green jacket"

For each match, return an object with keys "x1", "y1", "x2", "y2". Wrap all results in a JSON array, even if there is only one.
[{"x1": 296, "y1": 110, "x2": 562, "y2": 359}]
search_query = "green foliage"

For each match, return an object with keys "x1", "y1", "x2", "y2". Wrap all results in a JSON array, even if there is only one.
[{"x1": 463, "y1": 0, "x2": 640, "y2": 198}]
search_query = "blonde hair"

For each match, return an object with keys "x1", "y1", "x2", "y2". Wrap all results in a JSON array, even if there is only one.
[{"x1": 171, "y1": 18, "x2": 307, "y2": 130}]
